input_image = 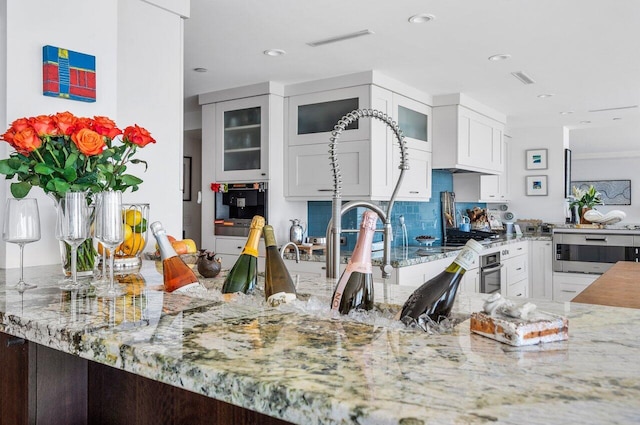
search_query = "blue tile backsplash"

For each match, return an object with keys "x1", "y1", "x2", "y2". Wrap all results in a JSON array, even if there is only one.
[{"x1": 307, "y1": 170, "x2": 486, "y2": 250}]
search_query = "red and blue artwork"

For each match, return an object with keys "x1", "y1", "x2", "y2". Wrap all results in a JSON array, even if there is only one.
[{"x1": 43, "y1": 45, "x2": 96, "y2": 102}]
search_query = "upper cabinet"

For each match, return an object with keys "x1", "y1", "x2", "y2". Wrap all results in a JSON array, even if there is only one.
[
  {"x1": 453, "y1": 138, "x2": 511, "y2": 203},
  {"x1": 432, "y1": 95, "x2": 506, "y2": 175},
  {"x1": 214, "y1": 95, "x2": 271, "y2": 181},
  {"x1": 285, "y1": 80, "x2": 432, "y2": 201}
]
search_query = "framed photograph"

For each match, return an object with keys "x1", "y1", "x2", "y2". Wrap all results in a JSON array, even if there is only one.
[
  {"x1": 526, "y1": 148, "x2": 548, "y2": 170},
  {"x1": 526, "y1": 175, "x2": 548, "y2": 196},
  {"x1": 183, "y1": 156, "x2": 192, "y2": 201}
]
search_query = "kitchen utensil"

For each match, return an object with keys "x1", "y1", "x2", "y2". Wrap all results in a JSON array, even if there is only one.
[
  {"x1": 459, "y1": 216, "x2": 471, "y2": 232},
  {"x1": 289, "y1": 219, "x2": 306, "y2": 244}
]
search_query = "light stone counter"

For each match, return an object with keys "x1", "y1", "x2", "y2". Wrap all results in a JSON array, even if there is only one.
[{"x1": 1, "y1": 261, "x2": 638, "y2": 424}]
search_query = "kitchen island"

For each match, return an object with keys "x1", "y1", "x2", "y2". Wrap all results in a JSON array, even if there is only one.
[{"x1": 1, "y1": 262, "x2": 639, "y2": 424}]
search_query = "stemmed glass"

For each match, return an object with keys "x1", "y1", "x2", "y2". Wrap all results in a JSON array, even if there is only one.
[
  {"x1": 91, "y1": 194, "x2": 109, "y2": 287},
  {"x1": 2, "y1": 198, "x2": 41, "y2": 291},
  {"x1": 94, "y1": 190, "x2": 125, "y2": 297},
  {"x1": 56, "y1": 191, "x2": 94, "y2": 291}
]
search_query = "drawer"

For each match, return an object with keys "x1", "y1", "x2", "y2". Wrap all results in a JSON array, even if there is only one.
[
  {"x1": 507, "y1": 255, "x2": 527, "y2": 283},
  {"x1": 507, "y1": 278, "x2": 528, "y2": 298},
  {"x1": 500, "y1": 241, "x2": 528, "y2": 260},
  {"x1": 215, "y1": 237, "x2": 266, "y2": 257},
  {"x1": 553, "y1": 282, "x2": 589, "y2": 302}
]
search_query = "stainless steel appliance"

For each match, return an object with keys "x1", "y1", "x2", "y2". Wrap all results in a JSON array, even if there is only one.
[
  {"x1": 441, "y1": 191, "x2": 500, "y2": 246},
  {"x1": 553, "y1": 229, "x2": 640, "y2": 274},
  {"x1": 214, "y1": 182, "x2": 267, "y2": 237},
  {"x1": 480, "y1": 251, "x2": 502, "y2": 294}
]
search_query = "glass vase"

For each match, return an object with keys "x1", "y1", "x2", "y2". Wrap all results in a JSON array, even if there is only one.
[{"x1": 113, "y1": 203, "x2": 150, "y2": 273}]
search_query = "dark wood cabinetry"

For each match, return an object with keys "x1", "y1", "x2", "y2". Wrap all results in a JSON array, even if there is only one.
[{"x1": 1, "y1": 332, "x2": 291, "y2": 425}]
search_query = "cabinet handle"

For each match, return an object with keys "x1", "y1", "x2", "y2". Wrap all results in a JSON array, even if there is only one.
[
  {"x1": 317, "y1": 189, "x2": 333, "y2": 192},
  {"x1": 516, "y1": 293, "x2": 523, "y2": 297},
  {"x1": 261, "y1": 173, "x2": 266, "y2": 176},
  {"x1": 410, "y1": 191, "x2": 420, "y2": 194},
  {"x1": 561, "y1": 290, "x2": 577, "y2": 293},
  {"x1": 516, "y1": 267, "x2": 523, "y2": 271},
  {"x1": 6, "y1": 337, "x2": 25, "y2": 347},
  {"x1": 237, "y1": 246, "x2": 242, "y2": 249}
]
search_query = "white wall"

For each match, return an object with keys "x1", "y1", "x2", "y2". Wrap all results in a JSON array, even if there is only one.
[
  {"x1": 1, "y1": 0, "x2": 186, "y2": 268},
  {"x1": 572, "y1": 155, "x2": 640, "y2": 223},
  {"x1": 507, "y1": 127, "x2": 569, "y2": 224},
  {"x1": 183, "y1": 130, "x2": 202, "y2": 246}
]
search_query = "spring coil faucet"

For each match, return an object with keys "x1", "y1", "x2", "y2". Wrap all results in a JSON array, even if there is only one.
[{"x1": 325, "y1": 109, "x2": 409, "y2": 279}]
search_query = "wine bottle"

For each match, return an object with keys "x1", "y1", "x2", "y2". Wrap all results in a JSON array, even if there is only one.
[
  {"x1": 150, "y1": 221, "x2": 201, "y2": 293},
  {"x1": 263, "y1": 225, "x2": 297, "y2": 306},
  {"x1": 222, "y1": 215, "x2": 265, "y2": 294},
  {"x1": 330, "y1": 210, "x2": 378, "y2": 314},
  {"x1": 398, "y1": 239, "x2": 483, "y2": 325}
]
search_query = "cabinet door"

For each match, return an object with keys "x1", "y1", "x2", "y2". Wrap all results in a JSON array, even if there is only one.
[
  {"x1": 552, "y1": 272, "x2": 596, "y2": 302},
  {"x1": 392, "y1": 94, "x2": 432, "y2": 151},
  {"x1": 479, "y1": 175, "x2": 501, "y2": 202},
  {"x1": 215, "y1": 95, "x2": 269, "y2": 181},
  {"x1": 530, "y1": 241, "x2": 553, "y2": 299},
  {"x1": 460, "y1": 268, "x2": 479, "y2": 293},
  {"x1": 287, "y1": 86, "x2": 371, "y2": 145},
  {"x1": 394, "y1": 148, "x2": 432, "y2": 200},
  {"x1": 286, "y1": 140, "x2": 371, "y2": 199},
  {"x1": 457, "y1": 107, "x2": 505, "y2": 174}
]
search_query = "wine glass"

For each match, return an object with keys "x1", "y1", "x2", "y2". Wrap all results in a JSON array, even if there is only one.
[
  {"x1": 94, "y1": 190, "x2": 125, "y2": 297},
  {"x1": 2, "y1": 198, "x2": 41, "y2": 291},
  {"x1": 56, "y1": 191, "x2": 93, "y2": 291},
  {"x1": 91, "y1": 194, "x2": 109, "y2": 287}
]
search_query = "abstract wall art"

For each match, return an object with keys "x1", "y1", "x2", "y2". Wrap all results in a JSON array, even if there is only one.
[
  {"x1": 43, "y1": 45, "x2": 96, "y2": 102},
  {"x1": 572, "y1": 180, "x2": 631, "y2": 205}
]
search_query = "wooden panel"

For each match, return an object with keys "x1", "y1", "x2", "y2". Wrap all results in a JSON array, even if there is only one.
[
  {"x1": 88, "y1": 361, "x2": 292, "y2": 425},
  {"x1": 0, "y1": 333, "x2": 29, "y2": 425},
  {"x1": 572, "y1": 261, "x2": 640, "y2": 309},
  {"x1": 36, "y1": 344, "x2": 88, "y2": 425}
]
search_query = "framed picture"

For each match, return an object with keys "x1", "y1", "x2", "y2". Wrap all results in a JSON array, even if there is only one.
[
  {"x1": 526, "y1": 175, "x2": 548, "y2": 196},
  {"x1": 564, "y1": 148, "x2": 572, "y2": 198},
  {"x1": 526, "y1": 148, "x2": 548, "y2": 170},
  {"x1": 183, "y1": 156, "x2": 192, "y2": 201}
]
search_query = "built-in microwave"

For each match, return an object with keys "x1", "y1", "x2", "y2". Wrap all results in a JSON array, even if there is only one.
[{"x1": 553, "y1": 231, "x2": 640, "y2": 274}]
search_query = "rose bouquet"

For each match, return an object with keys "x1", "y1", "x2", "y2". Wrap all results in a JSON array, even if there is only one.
[{"x1": 0, "y1": 111, "x2": 156, "y2": 274}]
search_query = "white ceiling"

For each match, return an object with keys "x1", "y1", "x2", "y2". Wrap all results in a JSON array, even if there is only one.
[{"x1": 183, "y1": 0, "x2": 640, "y2": 154}]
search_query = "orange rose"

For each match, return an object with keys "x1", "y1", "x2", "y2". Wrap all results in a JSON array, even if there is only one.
[
  {"x1": 31, "y1": 115, "x2": 58, "y2": 137},
  {"x1": 123, "y1": 125, "x2": 156, "y2": 147},
  {"x1": 75, "y1": 117, "x2": 93, "y2": 131},
  {"x1": 93, "y1": 116, "x2": 122, "y2": 139},
  {"x1": 71, "y1": 128, "x2": 106, "y2": 156},
  {"x1": 12, "y1": 128, "x2": 42, "y2": 154},
  {"x1": 10, "y1": 118, "x2": 31, "y2": 132},
  {"x1": 1, "y1": 128, "x2": 16, "y2": 145},
  {"x1": 54, "y1": 111, "x2": 78, "y2": 136}
]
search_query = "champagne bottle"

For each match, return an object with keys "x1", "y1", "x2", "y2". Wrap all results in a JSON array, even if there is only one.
[
  {"x1": 330, "y1": 210, "x2": 378, "y2": 314},
  {"x1": 222, "y1": 215, "x2": 265, "y2": 294},
  {"x1": 398, "y1": 239, "x2": 483, "y2": 324},
  {"x1": 263, "y1": 225, "x2": 297, "y2": 306},
  {"x1": 150, "y1": 221, "x2": 201, "y2": 293}
]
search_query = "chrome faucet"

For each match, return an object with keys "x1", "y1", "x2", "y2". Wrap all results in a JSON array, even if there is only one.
[
  {"x1": 325, "y1": 109, "x2": 408, "y2": 279},
  {"x1": 280, "y1": 242, "x2": 300, "y2": 263}
]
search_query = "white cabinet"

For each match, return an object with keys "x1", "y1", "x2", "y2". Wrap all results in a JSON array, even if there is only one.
[
  {"x1": 283, "y1": 259, "x2": 326, "y2": 278},
  {"x1": 530, "y1": 240, "x2": 553, "y2": 299},
  {"x1": 552, "y1": 272, "x2": 597, "y2": 302},
  {"x1": 460, "y1": 267, "x2": 479, "y2": 294},
  {"x1": 285, "y1": 84, "x2": 432, "y2": 201},
  {"x1": 451, "y1": 141, "x2": 510, "y2": 203},
  {"x1": 500, "y1": 242, "x2": 528, "y2": 298},
  {"x1": 432, "y1": 103, "x2": 505, "y2": 174},
  {"x1": 214, "y1": 95, "x2": 275, "y2": 181},
  {"x1": 215, "y1": 236, "x2": 266, "y2": 270},
  {"x1": 394, "y1": 256, "x2": 451, "y2": 288}
]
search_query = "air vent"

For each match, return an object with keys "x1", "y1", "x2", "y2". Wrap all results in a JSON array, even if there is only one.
[
  {"x1": 511, "y1": 71, "x2": 536, "y2": 85},
  {"x1": 588, "y1": 105, "x2": 638, "y2": 113},
  {"x1": 307, "y1": 29, "x2": 374, "y2": 47}
]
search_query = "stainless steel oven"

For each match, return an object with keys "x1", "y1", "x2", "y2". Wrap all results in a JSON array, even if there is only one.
[
  {"x1": 480, "y1": 251, "x2": 503, "y2": 294},
  {"x1": 553, "y1": 230, "x2": 640, "y2": 274}
]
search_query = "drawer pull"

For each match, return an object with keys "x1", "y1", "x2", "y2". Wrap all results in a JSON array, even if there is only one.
[
  {"x1": 561, "y1": 290, "x2": 577, "y2": 293},
  {"x1": 516, "y1": 267, "x2": 523, "y2": 271},
  {"x1": 317, "y1": 189, "x2": 333, "y2": 192}
]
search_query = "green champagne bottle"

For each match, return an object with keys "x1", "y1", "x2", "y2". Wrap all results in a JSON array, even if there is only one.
[
  {"x1": 330, "y1": 210, "x2": 377, "y2": 314},
  {"x1": 263, "y1": 225, "x2": 297, "y2": 306},
  {"x1": 398, "y1": 239, "x2": 483, "y2": 324},
  {"x1": 222, "y1": 215, "x2": 265, "y2": 294}
]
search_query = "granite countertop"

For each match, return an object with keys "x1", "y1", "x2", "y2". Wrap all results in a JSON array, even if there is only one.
[
  {"x1": 283, "y1": 235, "x2": 552, "y2": 267},
  {"x1": 1, "y1": 262, "x2": 639, "y2": 424}
]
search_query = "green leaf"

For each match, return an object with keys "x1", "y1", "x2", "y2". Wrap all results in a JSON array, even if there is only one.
[
  {"x1": 0, "y1": 159, "x2": 15, "y2": 174},
  {"x1": 129, "y1": 159, "x2": 149, "y2": 172},
  {"x1": 7, "y1": 157, "x2": 24, "y2": 170},
  {"x1": 64, "y1": 152, "x2": 79, "y2": 168},
  {"x1": 34, "y1": 163, "x2": 56, "y2": 175},
  {"x1": 10, "y1": 181, "x2": 32, "y2": 198},
  {"x1": 120, "y1": 174, "x2": 143, "y2": 185},
  {"x1": 62, "y1": 166, "x2": 78, "y2": 182},
  {"x1": 46, "y1": 178, "x2": 71, "y2": 195}
]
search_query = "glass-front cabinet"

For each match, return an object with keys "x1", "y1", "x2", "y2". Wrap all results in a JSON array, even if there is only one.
[
  {"x1": 393, "y1": 93, "x2": 432, "y2": 151},
  {"x1": 216, "y1": 96, "x2": 269, "y2": 181}
]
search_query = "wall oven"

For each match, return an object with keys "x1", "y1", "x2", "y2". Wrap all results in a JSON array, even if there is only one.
[
  {"x1": 553, "y1": 230, "x2": 640, "y2": 274},
  {"x1": 480, "y1": 251, "x2": 503, "y2": 294}
]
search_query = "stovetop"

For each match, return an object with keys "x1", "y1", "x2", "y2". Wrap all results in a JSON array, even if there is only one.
[{"x1": 444, "y1": 228, "x2": 501, "y2": 246}]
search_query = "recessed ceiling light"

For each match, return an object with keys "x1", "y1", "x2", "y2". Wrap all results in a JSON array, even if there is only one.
[
  {"x1": 263, "y1": 49, "x2": 286, "y2": 57},
  {"x1": 488, "y1": 54, "x2": 511, "y2": 61},
  {"x1": 537, "y1": 94, "x2": 555, "y2": 98},
  {"x1": 559, "y1": 111, "x2": 574, "y2": 115},
  {"x1": 193, "y1": 67, "x2": 208, "y2": 73},
  {"x1": 408, "y1": 13, "x2": 435, "y2": 24}
]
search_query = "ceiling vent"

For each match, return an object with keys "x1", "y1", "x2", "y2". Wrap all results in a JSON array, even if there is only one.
[
  {"x1": 307, "y1": 29, "x2": 374, "y2": 47},
  {"x1": 588, "y1": 105, "x2": 638, "y2": 113},
  {"x1": 511, "y1": 71, "x2": 536, "y2": 85}
]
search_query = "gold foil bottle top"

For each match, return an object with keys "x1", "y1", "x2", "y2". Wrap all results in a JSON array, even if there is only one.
[{"x1": 250, "y1": 215, "x2": 266, "y2": 230}]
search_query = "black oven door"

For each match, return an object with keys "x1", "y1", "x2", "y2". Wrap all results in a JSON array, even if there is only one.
[{"x1": 480, "y1": 252, "x2": 503, "y2": 294}]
